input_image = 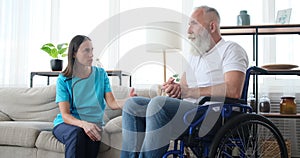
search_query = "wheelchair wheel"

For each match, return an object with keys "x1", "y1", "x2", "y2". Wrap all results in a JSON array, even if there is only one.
[{"x1": 209, "y1": 113, "x2": 288, "y2": 158}]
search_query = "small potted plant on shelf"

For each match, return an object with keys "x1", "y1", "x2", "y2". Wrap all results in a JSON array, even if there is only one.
[{"x1": 41, "y1": 43, "x2": 68, "y2": 71}]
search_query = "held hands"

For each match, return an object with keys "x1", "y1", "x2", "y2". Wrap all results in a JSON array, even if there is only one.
[
  {"x1": 81, "y1": 121, "x2": 101, "y2": 141},
  {"x1": 162, "y1": 77, "x2": 181, "y2": 98}
]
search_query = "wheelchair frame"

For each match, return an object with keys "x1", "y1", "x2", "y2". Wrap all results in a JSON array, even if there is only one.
[{"x1": 163, "y1": 66, "x2": 289, "y2": 158}]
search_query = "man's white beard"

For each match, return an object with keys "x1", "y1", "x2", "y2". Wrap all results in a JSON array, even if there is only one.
[{"x1": 189, "y1": 31, "x2": 211, "y2": 56}]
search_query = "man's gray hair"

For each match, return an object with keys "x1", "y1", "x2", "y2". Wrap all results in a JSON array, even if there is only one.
[{"x1": 194, "y1": 6, "x2": 221, "y2": 25}]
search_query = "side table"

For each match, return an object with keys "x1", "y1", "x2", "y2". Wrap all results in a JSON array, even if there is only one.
[
  {"x1": 106, "y1": 70, "x2": 131, "y2": 87},
  {"x1": 30, "y1": 71, "x2": 60, "y2": 87},
  {"x1": 30, "y1": 70, "x2": 131, "y2": 87}
]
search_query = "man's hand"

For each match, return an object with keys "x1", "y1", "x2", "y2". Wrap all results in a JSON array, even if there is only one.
[
  {"x1": 162, "y1": 77, "x2": 181, "y2": 98},
  {"x1": 179, "y1": 84, "x2": 191, "y2": 99},
  {"x1": 81, "y1": 121, "x2": 102, "y2": 141}
]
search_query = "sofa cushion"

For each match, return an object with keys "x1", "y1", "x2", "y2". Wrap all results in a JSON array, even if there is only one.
[
  {"x1": 135, "y1": 84, "x2": 162, "y2": 98},
  {"x1": 0, "y1": 146, "x2": 37, "y2": 158},
  {"x1": 0, "y1": 110, "x2": 11, "y2": 121},
  {"x1": 37, "y1": 149, "x2": 64, "y2": 158},
  {"x1": 36, "y1": 131, "x2": 65, "y2": 153},
  {"x1": 0, "y1": 121, "x2": 53, "y2": 147},
  {"x1": 111, "y1": 85, "x2": 130, "y2": 99},
  {"x1": 0, "y1": 84, "x2": 59, "y2": 122}
]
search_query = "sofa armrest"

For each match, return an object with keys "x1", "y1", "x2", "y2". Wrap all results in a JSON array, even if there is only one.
[{"x1": 104, "y1": 116, "x2": 122, "y2": 134}]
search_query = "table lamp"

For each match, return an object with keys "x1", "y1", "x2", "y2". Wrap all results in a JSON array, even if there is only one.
[{"x1": 146, "y1": 21, "x2": 182, "y2": 82}]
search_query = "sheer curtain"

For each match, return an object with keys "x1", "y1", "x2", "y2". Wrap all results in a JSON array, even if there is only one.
[
  {"x1": 0, "y1": 0, "x2": 109, "y2": 87},
  {"x1": 0, "y1": 0, "x2": 52, "y2": 87}
]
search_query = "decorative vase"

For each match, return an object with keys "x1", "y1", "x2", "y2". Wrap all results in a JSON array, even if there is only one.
[
  {"x1": 50, "y1": 59, "x2": 63, "y2": 71},
  {"x1": 237, "y1": 10, "x2": 250, "y2": 26},
  {"x1": 280, "y1": 96, "x2": 297, "y2": 114}
]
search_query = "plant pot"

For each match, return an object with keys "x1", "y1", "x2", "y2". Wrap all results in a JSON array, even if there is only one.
[{"x1": 50, "y1": 59, "x2": 63, "y2": 71}]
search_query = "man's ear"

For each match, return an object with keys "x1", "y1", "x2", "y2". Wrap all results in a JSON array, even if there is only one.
[{"x1": 209, "y1": 21, "x2": 217, "y2": 33}]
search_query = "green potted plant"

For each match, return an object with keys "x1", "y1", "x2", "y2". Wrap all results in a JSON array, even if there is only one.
[
  {"x1": 41, "y1": 43, "x2": 68, "y2": 71},
  {"x1": 172, "y1": 74, "x2": 180, "y2": 82}
]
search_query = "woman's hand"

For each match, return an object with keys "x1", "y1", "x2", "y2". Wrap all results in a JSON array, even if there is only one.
[
  {"x1": 81, "y1": 121, "x2": 102, "y2": 141},
  {"x1": 129, "y1": 87, "x2": 137, "y2": 97}
]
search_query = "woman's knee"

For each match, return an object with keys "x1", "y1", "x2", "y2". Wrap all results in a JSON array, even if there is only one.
[
  {"x1": 68, "y1": 126, "x2": 85, "y2": 142},
  {"x1": 53, "y1": 123, "x2": 84, "y2": 144}
]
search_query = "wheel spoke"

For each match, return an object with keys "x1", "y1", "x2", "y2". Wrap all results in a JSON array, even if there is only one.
[{"x1": 209, "y1": 114, "x2": 288, "y2": 158}]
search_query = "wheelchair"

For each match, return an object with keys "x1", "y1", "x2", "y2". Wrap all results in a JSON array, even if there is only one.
[{"x1": 163, "y1": 66, "x2": 289, "y2": 158}]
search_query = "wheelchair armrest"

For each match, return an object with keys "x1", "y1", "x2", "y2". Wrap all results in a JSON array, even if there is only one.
[{"x1": 198, "y1": 96, "x2": 246, "y2": 105}]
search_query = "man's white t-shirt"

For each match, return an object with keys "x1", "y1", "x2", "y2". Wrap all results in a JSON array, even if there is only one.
[{"x1": 184, "y1": 39, "x2": 249, "y2": 103}]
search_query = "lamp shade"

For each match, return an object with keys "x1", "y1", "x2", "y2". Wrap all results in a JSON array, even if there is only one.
[
  {"x1": 146, "y1": 21, "x2": 182, "y2": 51},
  {"x1": 146, "y1": 21, "x2": 183, "y2": 83}
]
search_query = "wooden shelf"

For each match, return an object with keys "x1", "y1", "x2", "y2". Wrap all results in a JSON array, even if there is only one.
[
  {"x1": 221, "y1": 24, "x2": 300, "y2": 113},
  {"x1": 221, "y1": 24, "x2": 300, "y2": 35},
  {"x1": 251, "y1": 68, "x2": 300, "y2": 76},
  {"x1": 261, "y1": 112, "x2": 300, "y2": 119}
]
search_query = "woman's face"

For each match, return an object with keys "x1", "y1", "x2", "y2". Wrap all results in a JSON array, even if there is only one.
[{"x1": 74, "y1": 40, "x2": 94, "y2": 66}]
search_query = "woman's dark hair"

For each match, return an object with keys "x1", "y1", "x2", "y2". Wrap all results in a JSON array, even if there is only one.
[{"x1": 62, "y1": 35, "x2": 91, "y2": 77}]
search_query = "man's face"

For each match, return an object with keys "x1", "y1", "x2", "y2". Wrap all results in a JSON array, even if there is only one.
[{"x1": 188, "y1": 11, "x2": 212, "y2": 56}]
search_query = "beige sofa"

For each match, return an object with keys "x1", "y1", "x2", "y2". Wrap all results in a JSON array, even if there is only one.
[{"x1": 0, "y1": 84, "x2": 161, "y2": 158}]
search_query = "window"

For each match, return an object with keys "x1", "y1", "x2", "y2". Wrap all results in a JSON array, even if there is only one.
[
  {"x1": 98, "y1": 0, "x2": 186, "y2": 86},
  {"x1": 58, "y1": 0, "x2": 109, "y2": 43},
  {"x1": 0, "y1": 0, "x2": 51, "y2": 87}
]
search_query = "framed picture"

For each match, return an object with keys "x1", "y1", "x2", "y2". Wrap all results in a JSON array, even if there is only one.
[{"x1": 276, "y1": 8, "x2": 292, "y2": 24}]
